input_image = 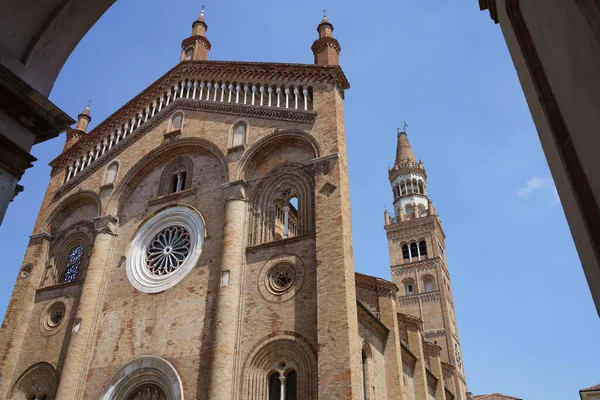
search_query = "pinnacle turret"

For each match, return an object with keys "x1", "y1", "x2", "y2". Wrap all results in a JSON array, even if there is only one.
[
  {"x1": 311, "y1": 12, "x2": 341, "y2": 66},
  {"x1": 181, "y1": 7, "x2": 211, "y2": 61}
]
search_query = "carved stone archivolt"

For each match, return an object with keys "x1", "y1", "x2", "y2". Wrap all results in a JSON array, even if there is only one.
[
  {"x1": 241, "y1": 332, "x2": 317, "y2": 400},
  {"x1": 248, "y1": 165, "x2": 315, "y2": 246},
  {"x1": 100, "y1": 356, "x2": 183, "y2": 400},
  {"x1": 107, "y1": 137, "x2": 227, "y2": 217},
  {"x1": 9, "y1": 362, "x2": 58, "y2": 400},
  {"x1": 236, "y1": 129, "x2": 321, "y2": 182},
  {"x1": 43, "y1": 226, "x2": 93, "y2": 287}
]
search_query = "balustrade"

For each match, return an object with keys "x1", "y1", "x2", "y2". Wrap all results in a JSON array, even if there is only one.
[{"x1": 63, "y1": 79, "x2": 313, "y2": 184}]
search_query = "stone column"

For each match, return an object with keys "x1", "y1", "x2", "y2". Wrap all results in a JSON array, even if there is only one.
[
  {"x1": 55, "y1": 215, "x2": 117, "y2": 399},
  {"x1": 208, "y1": 181, "x2": 247, "y2": 399},
  {"x1": 0, "y1": 232, "x2": 51, "y2": 398}
]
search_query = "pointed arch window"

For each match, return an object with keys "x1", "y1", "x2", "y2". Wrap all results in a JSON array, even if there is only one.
[
  {"x1": 183, "y1": 47, "x2": 193, "y2": 61},
  {"x1": 63, "y1": 245, "x2": 84, "y2": 283}
]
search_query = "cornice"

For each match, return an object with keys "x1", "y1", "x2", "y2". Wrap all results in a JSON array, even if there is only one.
[
  {"x1": 391, "y1": 257, "x2": 445, "y2": 274},
  {"x1": 385, "y1": 214, "x2": 446, "y2": 241},
  {"x1": 398, "y1": 291, "x2": 441, "y2": 307},
  {"x1": 423, "y1": 329, "x2": 447, "y2": 340},
  {"x1": 51, "y1": 99, "x2": 317, "y2": 200},
  {"x1": 388, "y1": 162, "x2": 427, "y2": 182},
  {"x1": 355, "y1": 272, "x2": 398, "y2": 297},
  {"x1": 50, "y1": 60, "x2": 349, "y2": 169},
  {"x1": 479, "y1": 0, "x2": 499, "y2": 23},
  {"x1": 397, "y1": 312, "x2": 423, "y2": 331}
]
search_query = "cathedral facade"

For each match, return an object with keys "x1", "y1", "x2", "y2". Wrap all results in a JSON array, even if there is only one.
[{"x1": 0, "y1": 11, "x2": 470, "y2": 400}]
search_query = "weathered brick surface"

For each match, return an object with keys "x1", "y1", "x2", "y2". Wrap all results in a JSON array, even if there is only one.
[{"x1": 0, "y1": 18, "x2": 468, "y2": 400}]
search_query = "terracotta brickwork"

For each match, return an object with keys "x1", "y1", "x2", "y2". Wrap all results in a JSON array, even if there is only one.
[{"x1": 0, "y1": 11, "x2": 475, "y2": 400}]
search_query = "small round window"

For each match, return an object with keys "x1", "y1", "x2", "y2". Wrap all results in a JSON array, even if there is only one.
[
  {"x1": 127, "y1": 206, "x2": 204, "y2": 293},
  {"x1": 267, "y1": 263, "x2": 295, "y2": 295}
]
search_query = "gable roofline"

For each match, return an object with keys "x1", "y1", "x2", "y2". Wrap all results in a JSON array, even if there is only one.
[{"x1": 50, "y1": 60, "x2": 350, "y2": 168}]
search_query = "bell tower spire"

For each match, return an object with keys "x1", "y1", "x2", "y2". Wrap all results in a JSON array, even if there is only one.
[
  {"x1": 389, "y1": 125, "x2": 428, "y2": 220},
  {"x1": 384, "y1": 125, "x2": 469, "y2": 399},
  {"x1": 181, "y1": 6, "x2": 211, "y2": 61},
  {"x1": 311, "y1": 11, "x2": 342, "y2": 65}
]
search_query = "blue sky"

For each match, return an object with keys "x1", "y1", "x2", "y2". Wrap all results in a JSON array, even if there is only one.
[{"x1": 1, "y1": 1, "x2": 598, "y2": 399}]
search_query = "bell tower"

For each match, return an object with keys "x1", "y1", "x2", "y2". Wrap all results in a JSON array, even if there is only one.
[{"x1": 384, "y1": 126, "x2": 468, "y2": 399}]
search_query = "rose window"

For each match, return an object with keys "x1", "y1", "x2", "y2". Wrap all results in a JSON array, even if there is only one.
[
  {"x1": 127, "y1": 206, "x2": 204, "y2": 293},
  {"x1": 145, "y1": 226, "x2": 191, "y2": 276},
  {"x1": 267, "y1": 263, "x2": 296, "y2": 295},
  {"x1": 63, "y1": 245, "x2": 84, "y2": 283}
]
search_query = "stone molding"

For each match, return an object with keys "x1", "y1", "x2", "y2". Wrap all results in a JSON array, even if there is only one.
[
  {"x1": 388, "y1": 161, "x2": 427, "y2": 182},
  {"x1": 391, "y1": 257, "x2": 445, "y2": 274},
  {"x1": 29, "y1": 231, "x2": 52, "y2": 243},
  {"x1": 181, "y1": 35, "x2": 211, "y2": 51},
  {"x1": 50, "y1": 59, "x2": 347, "y2": 170},
  {"x1": 479, "y1": 0, "x2": 499, "y2": 23},
  {"x1": 147, "y1": 187, "x2": 197, "y2": 207},
  {"x1": 398, "y1": 291, "x2": 441, "y2": 307},
  {"x1": 355, "y1": 272, "x2": 398, "y2": 297},
  {"x1": 51, "y1": 99, "x2": 314, "y2": 200},
  {"x1": 398, "y1": 312, "x2": 424, "y2": 331},
  {"x1": 0, "y1": 135, "x2": 37, "y2": 179},
  {"x1": 310, "y1": 37, "x2": 342, "y2": 54},
  {"x1": 423, "y1": 329, "x2": 447, "y2": 340},
  {"x1": 0, "y1": 63, "x2": 74, "y2": 144},
  {"x1": 100, "y1": 355, "x2": 183, "y2": 400}
]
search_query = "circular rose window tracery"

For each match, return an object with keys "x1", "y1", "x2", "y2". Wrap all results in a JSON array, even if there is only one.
[
  {"x1": 127, "y1": 206, "x2": 204, "y2": 293},
  {"x1": 146, "y1": 226, "x2": 191, "y2": 275}
]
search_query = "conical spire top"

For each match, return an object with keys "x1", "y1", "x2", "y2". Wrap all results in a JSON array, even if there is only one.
[
  {"x1": 184, "y1": 6, "x2": 211, "y2": 61},
  {"x1": 395, "y1": 126, "x2": 416, "y2": 166},
  {"x1": 193, "y1": 5, "x2": 208, "y2": 35}
]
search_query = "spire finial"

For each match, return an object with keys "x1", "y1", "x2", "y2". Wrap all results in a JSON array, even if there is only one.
[
  {"x1": 323, "y1": 9, "x2": 327, "y2": 17},
  {"x1": 404, "y1": 121, "x2": 408, "y2": 132}
]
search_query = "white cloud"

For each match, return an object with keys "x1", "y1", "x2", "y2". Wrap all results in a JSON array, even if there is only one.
[{"x1": 517, "y1": 177, "x2": 546, "y2": 199}]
